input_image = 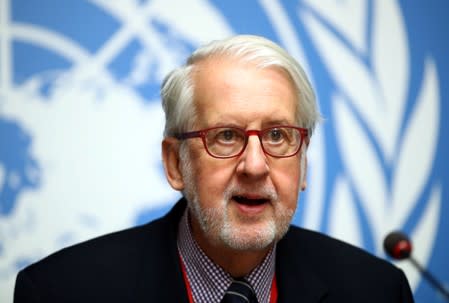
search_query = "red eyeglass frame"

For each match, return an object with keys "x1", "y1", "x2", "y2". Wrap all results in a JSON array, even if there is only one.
[{"x1": 175, "y1": 125, "x2": 309, "y2": 159}]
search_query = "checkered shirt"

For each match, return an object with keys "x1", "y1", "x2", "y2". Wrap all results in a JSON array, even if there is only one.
[{"x1": 177, "y1": 209, "x2": 276, "y2": 303}]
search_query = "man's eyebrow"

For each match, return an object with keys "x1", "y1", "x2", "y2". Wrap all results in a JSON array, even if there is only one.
[
  {"x1": 207, "y1": 121, "x2": 295, "y2": 129},
  {"x1": 207, "y1": 122, "x2": 242, "y2": 128},
  {"x1": 205, "y1": 117, "x2": 295, "y2": 129},
  {"x1": 263, "y1": 119, "x2": 294, "y2": 127}
]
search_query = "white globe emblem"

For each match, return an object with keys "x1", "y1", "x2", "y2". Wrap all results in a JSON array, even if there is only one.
[
  {"x1": 0, "y1": 0, "x2": 441, "y2": 301},
  {"x1": 0, "y1": 0, "x2": 235, "y2": 299}
]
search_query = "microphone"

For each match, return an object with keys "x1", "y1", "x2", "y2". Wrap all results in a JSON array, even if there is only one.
[{"x1": 383, "y1": 231, "x2": 449, "y2": 301}]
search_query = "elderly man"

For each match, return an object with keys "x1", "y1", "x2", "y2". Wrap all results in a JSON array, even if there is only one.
[{"x1": 14, "y1": 35, "x2": 414, "y2": 303}]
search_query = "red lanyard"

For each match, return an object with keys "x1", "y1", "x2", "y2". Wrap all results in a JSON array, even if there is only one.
[
  {"x1": 179, "y1": 255, "x2": 278, "y2": 303},
  {"x1": 180, "y1": 255, "x2": 195, "y2": 303},
  {"x1": 269, "y1": 274, "x2": 278, "y2": 303}
]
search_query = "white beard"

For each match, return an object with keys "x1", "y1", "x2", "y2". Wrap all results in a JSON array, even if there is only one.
[{"x1": 180, "y1": 146, "x2": 297, "y2": 251}]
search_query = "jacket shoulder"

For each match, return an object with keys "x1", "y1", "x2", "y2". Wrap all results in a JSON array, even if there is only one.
[
  {"x1": 277, "y1": 226, "x2": 414, "y2": 302},
  {"x1": 282, "y1": 226, "x2": 400, "y2": 275},
  {"x1": 14, "y1": 200, "x2": 187, "y2": 302}
]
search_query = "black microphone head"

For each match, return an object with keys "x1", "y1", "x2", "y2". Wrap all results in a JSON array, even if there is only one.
[{"x1": 383, "y1": 231, "x2": 412, "y2": 260}]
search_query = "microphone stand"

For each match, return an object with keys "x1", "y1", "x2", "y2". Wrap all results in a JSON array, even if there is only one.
[{"x1": 408, "y1": 256, "x2": 449, "y2": 301}]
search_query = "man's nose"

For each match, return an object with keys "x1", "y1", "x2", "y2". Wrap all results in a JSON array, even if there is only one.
[{"x1": 236, "y1": 135, "x2": 269, "y2": 178}]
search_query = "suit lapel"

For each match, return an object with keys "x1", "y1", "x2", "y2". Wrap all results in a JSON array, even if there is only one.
[
  {"x1": 136, "y1": 199, "x2": 190, "y2": 303},
  {"x1": 276, "y1": 227, "x2": 328, "y2": 303}
]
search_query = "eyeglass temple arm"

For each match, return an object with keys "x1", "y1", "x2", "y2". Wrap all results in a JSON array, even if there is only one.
[
  {"x1": 174, "y1": 130, "x2": 203, "y2": 140},
  {"x1": 303, "y1": 128, "x2": 311, "y2": 146}
]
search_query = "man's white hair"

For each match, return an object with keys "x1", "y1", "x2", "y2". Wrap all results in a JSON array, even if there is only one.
[{"x1": 161, "y1": 35, "x2": 320, "y2": 137}]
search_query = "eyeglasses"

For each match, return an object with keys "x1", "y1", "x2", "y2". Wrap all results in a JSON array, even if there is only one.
[{"x1": 175, "y1": 126, "x2": 309, "y2": 159}]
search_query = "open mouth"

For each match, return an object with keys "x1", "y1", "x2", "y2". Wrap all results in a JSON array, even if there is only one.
[{"x1": 233, "y1": 195, "x2": 270, "y2": 206}]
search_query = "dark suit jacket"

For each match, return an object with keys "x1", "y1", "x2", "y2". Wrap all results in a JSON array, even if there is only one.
[{"x1": 14, "y1": 198, "x2": 414, "y2": 302}]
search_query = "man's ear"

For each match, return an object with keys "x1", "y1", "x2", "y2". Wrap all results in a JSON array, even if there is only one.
[{"x1": 162, "y1": 137, "x2": 185, "y2": 191}]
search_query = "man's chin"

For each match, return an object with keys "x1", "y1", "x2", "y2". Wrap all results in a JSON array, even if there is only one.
[
  {"x1": 218, "y1": 222, "x2": 277, "y2": 251},
  {"x1": 222, "y1": 237, "x2": 275, "y2": 252}
]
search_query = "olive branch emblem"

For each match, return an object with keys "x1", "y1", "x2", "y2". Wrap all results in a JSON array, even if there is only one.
[{"x1": 299, "y1": 0, "x2": 441, "y2": 290}]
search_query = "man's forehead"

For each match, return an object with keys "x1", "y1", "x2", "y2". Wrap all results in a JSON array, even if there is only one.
[
  {"x1": 190, "y1": 68, "x2": 297, "y2": 128},
  {"x1": 191, "y1": 56, "x2": 297, "y2": 100}
]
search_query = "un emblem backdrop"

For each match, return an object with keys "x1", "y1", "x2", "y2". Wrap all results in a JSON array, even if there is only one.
[{"x1": 1, "y1": 1, "x2": 448, "y2": 302}]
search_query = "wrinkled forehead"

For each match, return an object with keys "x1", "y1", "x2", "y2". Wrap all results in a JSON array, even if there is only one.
[
  {"x1": 189, "y1": 57, "x2": 299, "y2": 128},
  {"x1": 189, "y1": 56, "x2": 300, "y2": 123}
]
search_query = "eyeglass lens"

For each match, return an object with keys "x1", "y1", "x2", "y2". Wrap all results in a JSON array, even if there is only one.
[{"x1": 204, "y1": 127, "x2": 302, "y2": 158}]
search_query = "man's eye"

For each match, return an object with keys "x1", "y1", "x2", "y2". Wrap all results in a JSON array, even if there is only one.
[
  {"x1": 217, "y1": 129, "x2": 237, "y2": 141},
  {"x1": 268, "y1": 129, "x2": 284, "y2": 142}
]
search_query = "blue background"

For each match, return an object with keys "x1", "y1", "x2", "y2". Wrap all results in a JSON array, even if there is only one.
[{"x1": 1, "y1": 1, "x2": 447, "y2": 302}]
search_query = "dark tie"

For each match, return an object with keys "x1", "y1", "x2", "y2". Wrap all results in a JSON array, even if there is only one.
[{"x1": 221, "y1": 278, "x2": 258, "y2": 303}]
